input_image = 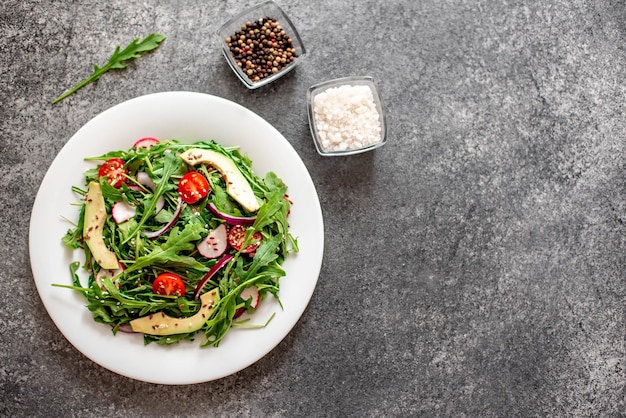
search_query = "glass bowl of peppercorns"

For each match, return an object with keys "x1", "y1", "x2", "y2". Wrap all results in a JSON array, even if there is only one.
[{"x1": 218, "y1": 1, "x2": 306, "y2": 89}]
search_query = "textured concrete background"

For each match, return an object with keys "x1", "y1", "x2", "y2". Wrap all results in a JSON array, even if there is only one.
[{"x1": 1, "y1": 0, "x2": 625, "y2": 416}]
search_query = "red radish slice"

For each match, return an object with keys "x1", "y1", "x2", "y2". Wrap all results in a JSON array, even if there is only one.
[
  {"x1": 143, "y1": 197, "x2": 183, "y2": 238},
  {"x1": 240, "y1": 286, "x2": 260, "y2": 307},
  {"x1": 208, "y1": 202, "x2": 256, "y2": 226},
  {"x1": 112, "y1": 201, "x2": 136, "y2": 224},
  {"x1": 155, "y1": 196, "x2": 165, "y2": 214},
  {"x1": 136, "y1": 172, "x2": 156, "y2": 191},
  {"x1": 95, "y1": 262, "x2": 124, "y2": 289},
  {"x1": 193, "y1": 254, "x2": 233, "y2": 300},
  {"x1": 136, "y1": 172, "x2": 165, "y2": 214},
  {"x1": 234, "y1": 286, "x2": 260, "y2": 318},
  {"x1": 133, "y1": 137, "x2": 160, "y2": 149},
  {"x1": 197, "y1": 224, "x2": 228, "y2": 259}
]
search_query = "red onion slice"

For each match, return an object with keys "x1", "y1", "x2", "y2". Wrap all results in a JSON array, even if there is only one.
[
  {"x1": 193, "y1": 253, "x2": 233, "y2": 300},
  {"x1": 116, "y1": 324, "x2": 136, "y2": 333},
  {"x1": 208, "y1": 202, "x2": 256, "y2": 226},
  {"x1": 143, "y1": 197, "x2": 183, "y2": 239}
]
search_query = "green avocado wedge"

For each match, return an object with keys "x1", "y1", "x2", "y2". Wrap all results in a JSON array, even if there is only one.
[
  {"x1": 179, "y1": 148, "x2": 260, "y2": 212},
  {"x1": 129, "y1": 288, "x2": 220, "y2": 336},
  {"x1": 83, "y1": 181, "x2": 119, "y2": 269}
]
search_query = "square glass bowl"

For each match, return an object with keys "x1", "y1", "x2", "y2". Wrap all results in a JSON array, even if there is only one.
[
  {"x1": 307, "y1": 76, "x2": 387, "y2": 156},
  {"x1": 217, "y1": 1, "x2": 306, "y2": 89}
]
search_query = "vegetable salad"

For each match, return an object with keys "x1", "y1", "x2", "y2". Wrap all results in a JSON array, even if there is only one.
[{"x1": 60, "y1": 138, "x2": 297, "y2": 347}]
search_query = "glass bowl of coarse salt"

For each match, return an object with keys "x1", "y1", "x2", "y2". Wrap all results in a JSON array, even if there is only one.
[
  {"x1": 306, "y1": 76, "x2": 386, "y2": 156},
  {"x1": 217, "y1": 0, "x2": 306, "y2": 89}
]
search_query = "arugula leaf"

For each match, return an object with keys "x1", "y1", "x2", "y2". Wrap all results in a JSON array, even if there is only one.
[
  {"x1": 62, "y1": 205, "x2": 85, "y2": 249},
  {"x1": 123, "y1": 223, "x2": 206, "y2": 275},
  {"x1": 199, "y1": 238, "x2": 283, "y2": 348},
  {"x1": 252, "y1": 180, "x2": 286, "y2": 231},
  {"x1": 238, "y1": 235, "x2": 281, "y2": 281},
  {"x1": 52, "y1": 33, "x2": 166, "y2": 104},
  {"x1": 122, "y1": 150, "x2": 181, "y2": 243},
  {"x1": 68, "y1": 261, "x2": 86, "y2": 296}
]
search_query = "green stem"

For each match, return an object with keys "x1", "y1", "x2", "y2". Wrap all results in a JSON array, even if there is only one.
[{"x1": 51, "y1": 65, "x2": 110, "y2": 104}]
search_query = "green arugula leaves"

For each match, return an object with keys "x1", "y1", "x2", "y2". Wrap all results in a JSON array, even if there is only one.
[
  {"x1": 52, "y1": 33, "x2": 166, "y2": 104},
  {"x1": 124, "y1": 223, "x2": 207, "y2": 274},
  {"x1": 58, "y1": 140, "x2": 298, "y2": 347}
]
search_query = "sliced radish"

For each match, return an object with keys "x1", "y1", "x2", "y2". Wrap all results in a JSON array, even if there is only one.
[
  {"x1": 95, "y1": 262, "x2": 124, "y2": 289},
  {"x1": 154, "y1": 196, "x2": 165, "y2": 214},
  {"x1": 193, "y1": 254, "x2": 233, "y2": 300},
  {"x1": 112, "y1": 201, "x2": 137, "y2": 224},
  {"x1": 241, "y1": 286, "x2": 259, "y2": 307},
  {"x1": 136, "y1": 172, "x2": 165, "y2": 214},
  {"x1": 133, "y1": 137, "x2": 160, "y2": 149},
  {"x1": 234, "y1": 286, "x2": 260, "y2": 318},
  {"x1": 143, "y1": 197, "x2": 183, "y2": 239},
  {"x1": 197, "y1": 224, "x2": 228, "y2": 259},
  {"x1": 208, "y1": 202, "x2": 256, "y2": 226},
  {"x1": 137, "y1": 171, "x2": 156, "y2": 191}
]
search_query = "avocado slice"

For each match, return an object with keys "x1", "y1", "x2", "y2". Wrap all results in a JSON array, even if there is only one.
[
  {"x1": 179, "y1": 148, "x2": 260, "y2": 212},
  {"x1": 83, "y1": 181, "x2": 118, "y2": 269},
  {"x1": 129, "y1": 288, "x2": 220, "y2": 336}
]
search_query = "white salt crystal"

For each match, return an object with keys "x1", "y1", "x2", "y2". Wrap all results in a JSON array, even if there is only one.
[{"x1": 312, "y1": 84, "x2": 382, "y2": 153}]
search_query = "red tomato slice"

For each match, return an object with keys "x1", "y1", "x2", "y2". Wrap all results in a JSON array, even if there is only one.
[
  {"x1": 97, "y1": 158, "x2": 128, "y2": 188},
  {"x1": 228, "y1": 225, "x2": 262, "y2": 254},
  {"x1": 152, "y1": 272, "x2": 186, "y2": 297},
  {"x1": 178, "y1": 172, "x2": 210, "y2": 204}
]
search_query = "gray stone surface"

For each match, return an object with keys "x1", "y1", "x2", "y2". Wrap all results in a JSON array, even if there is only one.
[{"x1": 1, "y1": 0, "x2": 625, "y2": 416}]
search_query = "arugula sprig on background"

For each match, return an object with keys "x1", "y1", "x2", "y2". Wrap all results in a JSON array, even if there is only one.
[{"x1": 52, "y1": 33, "x2": 166, "y2": 104}]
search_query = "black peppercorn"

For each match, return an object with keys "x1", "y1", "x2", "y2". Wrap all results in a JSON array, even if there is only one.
[{"x1": 225, "y1": 16, "x2": 298, "y2": 83}]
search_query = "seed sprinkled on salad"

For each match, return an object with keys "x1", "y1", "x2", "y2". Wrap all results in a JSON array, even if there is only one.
[{"x1": 56, "y1": 138, "x2": 298, "y2": 347}]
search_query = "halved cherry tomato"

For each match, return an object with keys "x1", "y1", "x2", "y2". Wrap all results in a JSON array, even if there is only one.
[
  {"x1": 152, "y1": 272, "x2": 186, "y2": 297},
  {"x1": 97, "y1": 158, "x2": 127, "y2": 188},
  {"x1": 178, "y1": 171, "x2": 210, "y2": 204},
  {"x1": 228, "y1": 225, "x2": 262, "y2": 254}
]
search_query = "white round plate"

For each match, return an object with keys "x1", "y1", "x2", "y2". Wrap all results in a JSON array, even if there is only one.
[{"x1": 29, "y1": 91, "x2": 324, "y2": 385}]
